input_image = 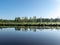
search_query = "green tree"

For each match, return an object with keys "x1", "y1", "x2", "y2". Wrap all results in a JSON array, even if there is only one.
[
  {"x1": 15, "y1": 17, "x2": 21, "y2": 22},
  {"x1": 23, "y1": 16, "x2": 28, "y2": 22},
  {"x1": 29, "y1": 17, "x2": 33, "y2": 22},
  {"x1": 50, "y1": 18, "x2": 53, "y2": 24},
  {"x1": 40, "y1": 17, "x2": 42, "y2": 23},
  {"x1": 32, "y1": 16, "x2": 36, "y2": 22}
]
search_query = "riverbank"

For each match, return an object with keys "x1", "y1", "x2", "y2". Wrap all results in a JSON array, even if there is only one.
[{"x1": 0, "y1": 22, "x2": 60, "y2": 26}]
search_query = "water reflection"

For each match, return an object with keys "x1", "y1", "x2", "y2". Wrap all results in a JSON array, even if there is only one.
[
  {"x1": 0, "y1": 26, "x2": 60, "y2": 45},
  {"x1": 0, "y1": 26, "x2": 60, "y2": 32}
]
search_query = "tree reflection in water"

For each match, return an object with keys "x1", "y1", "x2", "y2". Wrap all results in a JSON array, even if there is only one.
[{"x1": 0, "y1": 26, "x2": 60, "y2": 32}]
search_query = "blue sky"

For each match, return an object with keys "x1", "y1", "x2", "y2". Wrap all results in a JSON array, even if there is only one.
[{"x1": 0, "y1": 0, "x2": 60, "y2": 19}]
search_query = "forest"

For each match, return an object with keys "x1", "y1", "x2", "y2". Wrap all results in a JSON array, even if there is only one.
[
  {"x1": 0, "y1": 16, "x2": 60, "y2": 26},
  {"x1": 0, "y1": 16, "x2": 60, "y2": 22}
]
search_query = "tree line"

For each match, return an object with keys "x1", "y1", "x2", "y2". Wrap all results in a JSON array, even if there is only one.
[{"x1": 0, "y1": 16, "x2": 60, "y2": 23}]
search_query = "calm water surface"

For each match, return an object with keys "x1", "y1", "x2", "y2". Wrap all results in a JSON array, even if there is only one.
[{"x1": 0, "y1": 26, "x2": 60, "y2": 45}]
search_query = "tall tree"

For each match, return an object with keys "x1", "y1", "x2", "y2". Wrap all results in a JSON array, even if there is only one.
[
  {"x1": 23, "y1": 17, "x2": 28, "y2": 22},
  {"x1": 15, "y1": 17, "x2": 21, "y2": 22},
  {"x1": 32, "y1": 16, "x2": 36, "y2": 22},
  {"x1": 29, "y1": 17, "x2": 32, "y2": 22},
  {"x1": 40, "y1": 17, "x2": 42, "y2": 23}
]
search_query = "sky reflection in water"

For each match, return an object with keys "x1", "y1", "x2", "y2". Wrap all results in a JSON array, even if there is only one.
[{"x1": 0, "y1": 26, "x2": 60, "y2": 45}]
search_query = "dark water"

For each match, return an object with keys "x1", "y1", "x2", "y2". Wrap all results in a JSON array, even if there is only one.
[{"x1": 0, "y1": 26, "x2": 60, "y2": 45}]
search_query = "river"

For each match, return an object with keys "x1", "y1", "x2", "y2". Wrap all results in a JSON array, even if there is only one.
[{"x1": 0, "y1": 26, "x2": 60, "y2": 45}]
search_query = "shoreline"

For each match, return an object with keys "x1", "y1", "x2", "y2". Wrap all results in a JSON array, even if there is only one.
[{"x1": 0, "y1": 23, "x2": 60, "y2": 26}]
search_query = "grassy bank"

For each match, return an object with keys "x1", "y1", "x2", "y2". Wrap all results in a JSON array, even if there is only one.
[
  {"x1": 0, "y1": 22, "x2": 60, "y2": 26},
  {"x1": 1, "y1": 17, "x2": 60, "y2": 26}
]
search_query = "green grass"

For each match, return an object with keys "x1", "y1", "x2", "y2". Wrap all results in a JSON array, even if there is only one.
[{"x1": 0, "y1": 21, "x2": 60, "y2": 26}]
